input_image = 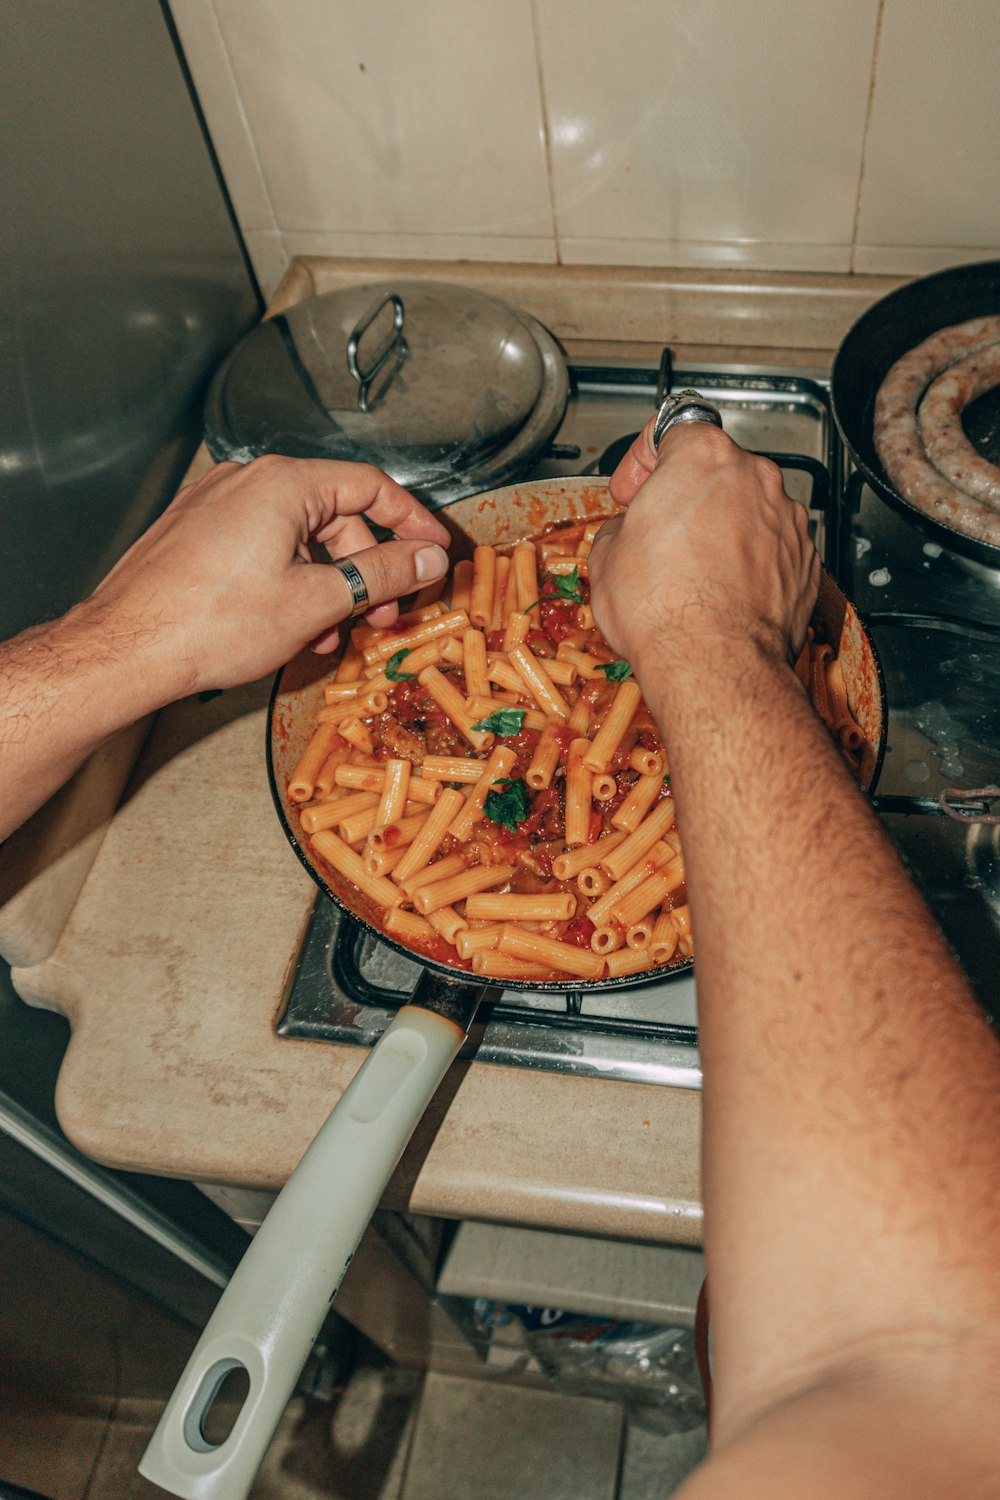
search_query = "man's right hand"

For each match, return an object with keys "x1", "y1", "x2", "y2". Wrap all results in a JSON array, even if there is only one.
[
  {"x1": 589, "y1": 412, "x2": 1000, "y2": 1500},
  {"x1": 588, "y1": 420, "x2": 820, "y2": 681}
]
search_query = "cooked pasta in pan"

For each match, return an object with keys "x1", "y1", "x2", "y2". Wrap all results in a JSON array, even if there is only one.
[{"x1": 287, "y1": 519, "x2": 865, "y2": 981}]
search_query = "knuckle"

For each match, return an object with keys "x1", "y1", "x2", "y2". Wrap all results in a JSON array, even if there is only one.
[
  {"x1": 701, "y1": 425, "x2": 734, "y2": 462},
  {"x1": 752, "y1": 454, "x2": 784, "y2": 488},
  {"x1": 700, "y1": 423, "x2": 733, "y2": 454},
  {"x1": 670, "y1": 423, "x2": 731, "y2": 461},
  {"x1": 356, "y1": 462, "x2": 390, "y2": 489},
  {"x1": 362, "y1": 546, "x2": 395, "y2": 601},
  {"x1": 248, "y1": 452, "x2": 289, "y2": 477}
]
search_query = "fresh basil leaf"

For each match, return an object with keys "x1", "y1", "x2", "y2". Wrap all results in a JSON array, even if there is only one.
[
  {"x1": 598, "y1": 659, "x2": 633, "y2": 681},
  {"x1": 470, "y1": 708, "x2": 526, "y2": 736},
  {"x1": 662, "y1": 774, "x2": 671, "y2": 785},
  {"x1": 554, "y1": 566, "x2": 584, "y2": 604},
  {"x1": 385, "y1": 648, "x2": 415, "y2": 682},
  {"x1": 483, "y1": 777, "x2": 529, "y2": 833},
  {"x1": 526, "y1": 566, "x2": 584, "y2": 611}
]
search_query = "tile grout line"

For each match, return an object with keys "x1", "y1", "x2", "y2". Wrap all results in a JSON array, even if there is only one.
[
  {"x1": 528, "y1": 0, "x2": 562, "y2": 266},
  {"x1": 850, "y1": 0, "x2": 887, "y2": 274},
  {"x1": 393, "y1": 1389, "x2": 421, "y2": 1500},
  {"x1": 206, "y1": 0, "x2": 282, "y2": 240},
  {"x1": 612, "y1": 1406, "x2": 628, "y2": 1500},
  {"x1": 79, "y1": 1407, "x2": 115, "y2": 1500},
  {"x1": 79, "y1": 1338, "x2": 123, "y2": 1500}
]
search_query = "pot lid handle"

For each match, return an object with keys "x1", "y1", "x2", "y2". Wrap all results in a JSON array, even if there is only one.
[{"x1": 346, "y1": 292, "x2": 407, "y2": 410}]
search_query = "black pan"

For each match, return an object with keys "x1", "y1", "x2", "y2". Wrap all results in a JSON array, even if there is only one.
[
  {"x1": 831, "y1": 259, "x2": 1000, "y2": 567},
  {"x1": 268, "y1": 477, "x2": 885, "y2": 981},
  {"x1": 271, "y1": 480, "x2": 692, "y2": 992},
  {"x1": 142, "y1": 476, "x2": 886, "y2": 1500}
]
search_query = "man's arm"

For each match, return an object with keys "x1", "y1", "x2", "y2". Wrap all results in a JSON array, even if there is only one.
[
  {"x1": 589, "y1": 423, "x2": 1000, "y2": 1497},
  {"x1": 0, "y1": 456, "x2": 450, "y2": 843}
]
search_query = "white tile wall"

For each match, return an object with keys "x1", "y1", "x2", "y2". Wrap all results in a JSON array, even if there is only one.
[
  {"x1": 853, "y1": 0, "x2": 1000, "y2": 274},
  {"x1": 174, "y1": 0, "x2": 555, "y2": 295},
  {"x1": 170, "y1": 0, "x2": 277, "y2": 234},
  {"x1": 534, "y1": 0, "x2": 879, "y2": 272},
  {"x1": 242, "y1": 228, "x2": 291, "y2": 297},
  {"x1": 169, "y1": 0, "x2": 1000, "y2": 297}
]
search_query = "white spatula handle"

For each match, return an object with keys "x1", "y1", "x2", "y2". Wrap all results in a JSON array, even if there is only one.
[{"x1": 140, "y1": 978, "x2": 487, "y2": 1500}]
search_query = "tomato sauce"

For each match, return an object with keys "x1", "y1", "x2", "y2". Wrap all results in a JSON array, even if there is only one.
[{"x1": 302, "y1": 516, "x2": 685, "y2": 981}]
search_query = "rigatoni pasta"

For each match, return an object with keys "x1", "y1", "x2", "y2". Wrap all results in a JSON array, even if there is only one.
[
  {"x1": 793, "y1": 631, "x2": 867, "y2": 770},
  {"x1": 288, "y1": 518, "x2": 685, "y2": 979},
  {"x1": 289, "y1": 516, "x2": 866, "y2": 982}
]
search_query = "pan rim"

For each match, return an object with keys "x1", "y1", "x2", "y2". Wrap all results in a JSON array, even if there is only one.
[
  {"x1": 266, "y1": 475, "x2": 885, "y2": 996},
  {"x1": 265, "y1": 666, "x2": 694, "y2": 993},
  {"x1": 266, "y1": 475, "x2": 695, "y2": 992},
  {"x1": 830, "y1": 259, "x2": 1000, "y2": 567}
]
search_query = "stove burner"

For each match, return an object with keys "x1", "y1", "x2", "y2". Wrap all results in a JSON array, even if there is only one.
[
  {"x1": 967, "y1": 821, "x2": 1000, "y2": 913},
  {"x1": 948, "y1": 548, "x2": 1000, "y2": 587},
  {"x1": 598, "y1": 431, "x2": 639, "y2": 476}
]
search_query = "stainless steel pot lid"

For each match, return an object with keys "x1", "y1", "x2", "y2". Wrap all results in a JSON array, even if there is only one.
[{"x1": 203, "y1": 280, "x2": 569, "y2": 504}]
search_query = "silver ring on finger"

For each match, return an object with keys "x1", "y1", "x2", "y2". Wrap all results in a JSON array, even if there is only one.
[
  {"x1": 652, "y1": 388, "x2": 724, "y2": 450},
  {"x1": 332, "y1": 557, "x2": 370, "y2": 618}
]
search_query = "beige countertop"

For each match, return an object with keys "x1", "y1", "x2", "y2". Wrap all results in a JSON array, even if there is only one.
[
  {"x1": 12, "y1": 677, "x2": 703, "y2": 1246},
  {"x1": 3, "y1": 256, "x2": 906, "y2": 1248}
]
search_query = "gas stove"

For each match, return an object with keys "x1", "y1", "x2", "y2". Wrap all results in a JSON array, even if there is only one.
[
  {"x1": 839, "y1": 471, "x2": 1000, "y2": 1008},
  {"x1": 278, "y1": 350, "x2": 1000, "y2": 1085}
]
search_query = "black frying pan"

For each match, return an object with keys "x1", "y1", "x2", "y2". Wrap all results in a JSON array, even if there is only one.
[
  {"x1": 268, "y1": 480, "x2": 701, "y2": 993},
  {"x1": 141, "y1": 476, "x2": 886, "y2": 1500},
  {"x1": 831, "y1": 259, "x2": 1000, "y2": 567}
]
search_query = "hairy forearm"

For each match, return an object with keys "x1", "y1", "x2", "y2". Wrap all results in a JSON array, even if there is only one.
[
  {"x1": 638, "y1": 636, "x2": 1000, "y2": 1438},
  {"x1": 0, "y1": 602, "x2": 186, "y2": 842}
]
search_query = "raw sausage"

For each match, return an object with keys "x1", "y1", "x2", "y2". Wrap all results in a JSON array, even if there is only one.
[
  {"x1": 873, "y1": 315, "x2": 1000, "y2": 547},
  {"x1": 917, "y1": 344, "x2": 1000, "y2": 506}
]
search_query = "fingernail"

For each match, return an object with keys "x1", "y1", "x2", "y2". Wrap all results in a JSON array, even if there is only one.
[{"x1": 415, "y1": 544, "x2": 448, "y2": 582}]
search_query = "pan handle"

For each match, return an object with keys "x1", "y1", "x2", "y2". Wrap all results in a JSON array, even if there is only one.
[{"x1": 139, "y1": 971, "x2": 492, "y2": 1500}]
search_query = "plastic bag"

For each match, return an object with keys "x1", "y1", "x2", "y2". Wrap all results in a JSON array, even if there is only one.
[{"x1": 472, "y1": 1301, "x2": 706, "y2": 1434}]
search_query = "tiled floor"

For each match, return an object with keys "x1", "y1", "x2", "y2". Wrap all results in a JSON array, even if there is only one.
[
  {"x1": 2, "y1": 1356, "x2": 706, "y2": 1500},
  {"x1": 401, "y1": 1373, "x2": 624, "y2": 1500},
  {"x1": 1, "y1": 1394, "x2": 116, "y2": 1500},
  {"x1": 618, "y1": 1421, "x2": 709, "y2": 1500}
]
